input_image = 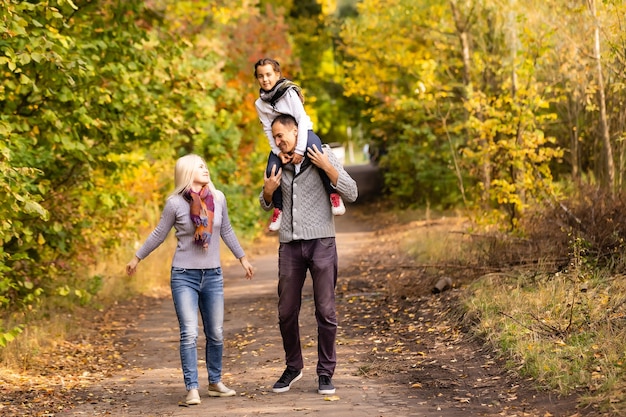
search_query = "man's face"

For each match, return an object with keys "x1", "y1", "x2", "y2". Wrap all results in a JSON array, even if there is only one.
[{"x1": 272, "y1": 121, "x2": 298, "y2": 155}]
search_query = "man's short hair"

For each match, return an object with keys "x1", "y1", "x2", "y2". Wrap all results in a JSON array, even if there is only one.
[{"x1": 271, "y1": 113, "x2": 298, "y2": 128}]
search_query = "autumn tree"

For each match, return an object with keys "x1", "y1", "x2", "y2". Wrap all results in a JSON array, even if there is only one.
[
  {"x1": 1, "y1": 0, "x2": 171, "y2": 344},
  {"x1": 338, "y1": 0, "x2": 466, "y2": 206},
  {"x1": 0, "y1": 0, "x2": 271, "y2": 344},
  {"x1": 339, "y1": 0, "x2": 567, "y2": 226}
]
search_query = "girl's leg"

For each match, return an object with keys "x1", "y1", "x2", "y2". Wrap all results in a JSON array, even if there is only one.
[
  {"x1": 266, "y1": 152, "x2": 283, "y2": 210},
  {"x1": 170, "y1": 268, "x2": 202, "y2": 391}
]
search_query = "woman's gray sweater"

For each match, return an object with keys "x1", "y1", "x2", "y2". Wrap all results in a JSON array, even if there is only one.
[{"x1": 136, "y1": 190, "x2": 245, "y2": 269}]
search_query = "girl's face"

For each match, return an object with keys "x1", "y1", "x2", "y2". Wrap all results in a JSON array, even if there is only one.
[
  {"x1": 192, "y1": 161, "x2": 210, "y2": 188},
  {"x1": 256, "y1": 64, "x2": 281, "y2": 91}
]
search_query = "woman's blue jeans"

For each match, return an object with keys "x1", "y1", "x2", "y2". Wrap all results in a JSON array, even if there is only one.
[{"x1": 171, "y1": 267, "x2": 224, "y2": 390}]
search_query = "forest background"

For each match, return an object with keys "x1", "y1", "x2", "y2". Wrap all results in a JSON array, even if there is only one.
[{"x1": 4, "y1": 0, "x2": 626, "y2": 414}]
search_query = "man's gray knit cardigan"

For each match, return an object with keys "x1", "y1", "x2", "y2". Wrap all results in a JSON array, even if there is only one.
[{"x1": 259, "y1": 146, "x2": 358, "y2": 243}]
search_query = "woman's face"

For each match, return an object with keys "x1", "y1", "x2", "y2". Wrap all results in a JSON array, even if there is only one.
[
  {"x1": 192, "y1": 160, "x2": 210, "y2": 187},
  {"x1": 256, "y1": 64, "x2": 280, "y2": 91}
]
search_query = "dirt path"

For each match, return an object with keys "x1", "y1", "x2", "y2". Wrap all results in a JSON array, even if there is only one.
[{"x1": 57, "y1": 206, "x2": 593, "y2": 417}]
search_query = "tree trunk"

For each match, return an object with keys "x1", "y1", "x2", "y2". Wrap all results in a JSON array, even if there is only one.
[
  {"x1": 450, "y1": 1, "x2": 472, "y2": 89},
  {"x1": 449, "y1": 0, "x2": 481, "y2": 204},
  {"x1": 566, "y1": 94, "x2": 581, "y2": 181},
  {"x1": 588, "y1": 0, "x2": 615, "y2": 194}
]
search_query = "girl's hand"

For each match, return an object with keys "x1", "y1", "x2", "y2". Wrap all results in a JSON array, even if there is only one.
[
  {"x1": 278, "y1": 152, "x2": 293, "y2": 165},
  {"x1": 291, "y1": 153, "x2": 303, "y2": 165}
]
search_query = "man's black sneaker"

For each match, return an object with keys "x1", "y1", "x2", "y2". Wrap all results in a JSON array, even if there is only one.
[
  {"x1": 272, "y1": 366, "x2": 303, "y2": 393},
  {"x1": 317, "y1": 375, "x2": 335, "y2": 395}
]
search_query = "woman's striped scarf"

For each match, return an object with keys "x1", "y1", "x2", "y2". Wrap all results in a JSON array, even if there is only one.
[{"x1": 186, "y1": 186, "x2": 214, "y2": 248}]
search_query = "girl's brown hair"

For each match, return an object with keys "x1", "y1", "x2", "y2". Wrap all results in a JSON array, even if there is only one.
[{"x1": 254, "y1": 58, "x2": 281, "y2": 77}]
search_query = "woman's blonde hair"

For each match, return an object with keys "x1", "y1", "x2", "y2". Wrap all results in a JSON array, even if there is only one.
[{"x1": 170, "y1": 154, "x2": 218, "y2": 198}]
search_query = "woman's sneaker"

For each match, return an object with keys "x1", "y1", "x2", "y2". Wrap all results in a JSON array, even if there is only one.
[
  {"x1": 208, "y1": 382, "x2": 236, "y2": 397},
  {"x1": 330, "y1": 193, "x2": 345, "y2": 216},
  {"x1": 185, "y1": 389, "x2": 201, "y2": 405},
  {"x1": 272, "y1": 366, "x2": 303, "y2": 393},
  {"x1": 269, "y1": 208, "x2": 282, "y2": 231}
]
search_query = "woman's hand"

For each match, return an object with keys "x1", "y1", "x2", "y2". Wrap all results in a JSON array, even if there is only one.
[
  {"x1": 239, "y1": 256, "x2": 254, "y2": 280},
  {"x1": 126, "y1": 256, "x2": 140, "y2": 276}
]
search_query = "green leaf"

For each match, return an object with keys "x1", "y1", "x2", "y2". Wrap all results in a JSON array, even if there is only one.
[{"x1": 19, "y1": 73, "x2": 31, "y2": 85}]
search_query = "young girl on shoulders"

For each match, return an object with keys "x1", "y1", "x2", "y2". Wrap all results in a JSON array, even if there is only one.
[{"x1": 254, "y1": 57, "x2": 345, "y2": 231}]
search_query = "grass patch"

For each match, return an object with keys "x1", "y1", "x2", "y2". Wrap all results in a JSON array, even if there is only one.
[
  {"x1": 0, "y1": 236, "x2": 174, "y2": 370},
  {"x1": 462, "y1": 269, "x2": 626, "y2": 414},
  {"x1": 402, "y1": 217, "x2": 473, "y2": 265},
  {"x1": 384, "y1": 187, "x2": 626, "y2": 414}
]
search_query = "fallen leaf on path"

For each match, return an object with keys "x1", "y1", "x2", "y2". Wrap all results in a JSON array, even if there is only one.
[{"x1": 324, "y1": 395, "x2": 340, "y2": 401}]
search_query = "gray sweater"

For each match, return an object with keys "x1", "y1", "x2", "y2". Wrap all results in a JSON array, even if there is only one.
[
  {"x1": 259, "y1": 146, "x2": 358, "y2": 243},
  {"x1": 136, "y1": 190, "x2": 245, "y2": 269}
]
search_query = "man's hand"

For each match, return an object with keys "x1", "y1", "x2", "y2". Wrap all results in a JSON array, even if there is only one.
[
  {"x1": 307, "y1": 144, "x2": 339, "y2": 187},
  {"x1": 307, "y1": 144, "x2": 332, "y2": 170},
  {"x1": 263, "y1": 164, "x2": 282, "y2": 204}
]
